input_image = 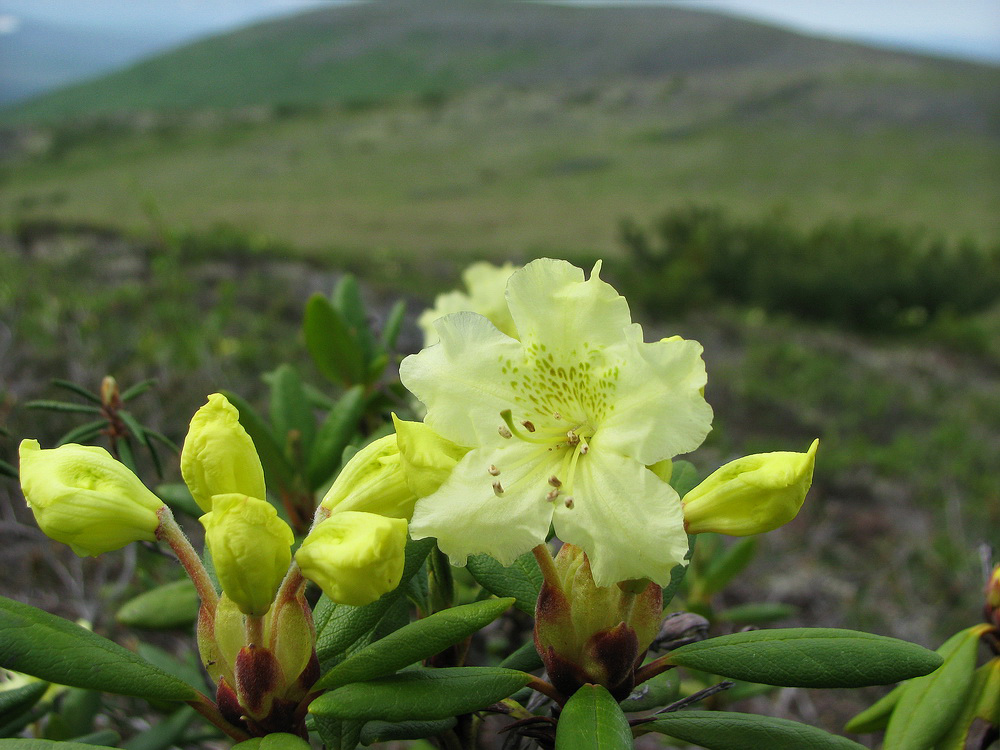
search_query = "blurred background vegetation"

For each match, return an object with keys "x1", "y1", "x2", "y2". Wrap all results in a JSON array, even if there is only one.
[{"x1": 1, "y1": 0, "x2": 998, "y2": 743}]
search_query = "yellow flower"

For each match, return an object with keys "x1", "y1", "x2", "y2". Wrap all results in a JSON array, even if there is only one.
[
  {"x1": 181, "y1": 393, "x2": 265, "y2": 513},
  {"x1": 19, "y1": 439, "x2": 164, "y2": 556},
  {"x1": 295, "y1": 511, "x2": 408, "y2": 607},
  {"x1": 319, "y1": 434, "x2": 416, "y2": 520},
  {"x1": 682, "y1": 439, "x2": 819, "y2": 535},
  {"x1": 393, "y1": 415, "x2": 469, "y2": 499},
  {"x1": 400, "y1": 259, "x2": 714, "y2": 587},
  {"x1": 418, "y1": 261, "x2": 520, "y2": 347},
  {"x1": 201, "y1": 493, "x2": 294, "y2": 616}
]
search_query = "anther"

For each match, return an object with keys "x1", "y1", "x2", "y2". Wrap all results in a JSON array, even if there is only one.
[
  {"x1": 493, "y1": 481, "x2": 505, "y2": 496},
  {"x1": 499, "y1": 425, "x2": 512, "y2": 439},
  {"x1": 567, "y1": 430, "x2": 580, "y2": 445},
  {"x1": 564, "y1": 497, "x2": 575, "y2": 509},
  {"x1": 546, "y1": 489, "x2": 559, "y2": 501},
  {"x1": 488, "y1": 465, "x2": 500, "y2": 476},
  {"x1": 548, "y1": 476, "x2": 562, "y2": 488},
  {"x1": 553, "y1": 412, "x2": 562, "y2": 420},
  {"x1": 580, "y1": 444, "x2": 590, "y2": 455},
  {"x1": 521, "y1": 420, "x2": 536, "y2": 432}
]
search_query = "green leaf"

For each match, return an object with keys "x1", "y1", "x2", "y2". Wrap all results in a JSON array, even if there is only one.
[
  {"x1": 133, "y1": 644, "x2": 206, "y2": 693},
  {"x1": 56, "y1": 421, "x2": 107, "y2": 447},
  {"x1": 305, "y1": 386, "x2": 366, "y2": 490},
  {"x1": 662, "y1": 537, "x2": 695, "y2": 606},
  {"x1": 316, "y1": 598, "x2": 515, "y2": 691},
  {"x1": 155, "y1": 483, "x2": 202, "y2": 519},
  {"x1": 65, "y1": 730, "x2": 119, "y2": 747},
  {"x1": 0, "y1": 742, "x2": 120, "y2": 750},
  {"x1": 116, "y1": 579, "x2": 199, "y2": 630},
  {"x1": 0, "y1": 458, "x2": 17, "y2": 479},
  {"x1": 314, "y1": 538, "x2": 435, "y2": 670},
  {"x1": 142, "y1": 429, "x2": 179, "y2": 454},
  {"x1": 500, "y1": 640, "x2": 544, "y2": 674},
  {"x1": 119, "y1": 379, "x2": 157, "y2": 402},
  {"x1": 0, "y1": 595, "x2": 199, "y2": 701},
  {"x1": 25, "y1": 401, "x2": 102, "y2": 415},
  {"x1": 555, "y1": 684, "x2": 632, "y2": 750},
  {"x1": 360, "y1": 717, "x2": 456, "y2": 745},
  {"x1": 715, "y1": 602, "x2": 797, "y2": 625},
  {"x1": 220, "y1": 390, "x2": 294, "y2": 490},
  {"x1": 44, "y1": 688, "x2": 99, "y2": 740},
  {"x1": 365, "y1": 353, "x2": 389, "y2": 384},
  {"x1": 333, "y1": 275, "x2": 376, "y2": 366},
  {"x1": 935, "y1": 655, "x2": 1000, "y2": 750},
  {"x1": 312, "y1": 716, "x2": 362, "y2": 750},
  {"x1": 620, "y1": 670, "x2": 680, "y2": 712},
  {"x1": 50, "y1": 380, "x2": 102, "y2": 404},
  {"x1": 304, "y1": 294, "x2": 366, "y2": 386},
  {"x1": 0, "y1": 682, "x2": 49, "y2": 725},
  {"x1": 121, "y1": 706, "x2": 196, "y2": 750},
  {"x1": 666, "y1": 628, "x2": 943, "y2": 688},
  {"x1": 641, "y1": 711, "x2": 867, "y2": 749},
  {"x1": 309, "y1": 667, "x2": 531, "y2": 722},
  {"x1": 232, "y1": 733, "x2": 311, "y2": 750},
  {"x1": 882, "y1": 625, "x2": 985, "y2": 750},
  {"x1": 116, "y1": 438, "x2": 139, "y2": 476},
  {"x1": 669, "y1": 460, "x2": 700, "y2": 497},
  {"x1": 842, "y1": 685, "x2": 901, "y2": 733},
  {"x1": 699, "y1": 537, "x2": 757, "y2": 597},
  {"x1": 379, "y1": 300, "x2": 407, "y2": 351},
  {"x1": 466, "y1": 552, "x2": 542, "y2": 615},
  {"x1": 268, "y1": 364, "x2": 315, "y2": 465}
]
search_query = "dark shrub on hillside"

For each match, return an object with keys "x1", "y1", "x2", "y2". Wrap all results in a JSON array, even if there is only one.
[{"x1": 617, "y1": 207, "x2": 1000, "y2": 331}]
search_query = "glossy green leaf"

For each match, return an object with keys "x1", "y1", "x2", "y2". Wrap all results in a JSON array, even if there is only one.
[
  {"x1": 50, "y1": 379, "x2": 102, "y2": 404},
  {"x1": 220, "y1": 389, "x2": 294, "y2": 489},
  {"x1": 305, "y1": 386, "x2": 366, "y2": 490},
  {"x1": 134, "y1": 643, "x2": 206, "y2": 693},
  {"x1": 232, "y1": 733, "x2": 311, "y2": 750},
  {"x1": 620, "y1": 670, "x2": 680, "y2": 712},
  {"x1": 666, "y1": 628, "x2": 943, "y2": 688},
  {"x1": 121, "y1": 706, "x2": 196, "y2": 750},
  {"x1": 555, "y1": 684, "x2": 632, "y2": 750},
  {"x1": 700, "y1": 537, "x2": 757, "y2": 596},
  {"x1": 314, "y1": 538, "x2": 435, "y2": 670},
  {"x1": 500, "y1": 640, "x2": 544, "y2": 673},
  {"x1": 0, "y1": 682, "x2": 49, "y2": 725},
  {"x1": 333, "y1": 275, "x2": 375, "y2": 365},
  {"x1": 843, "y1": 685, "x2": 901, "y2": 733},
  {"x1": 466, "y1": 552, "x2": 542, "y2": 614},
  {"x1": 715, "y1": 602, "x2": 797, "y2": 625},
  {"x1": 661, "y1": 537, "x2": 695, "y2": 606},
  {"x1": 310, "y1": 667, "x2": 531, "y2": 722},
  {"x1": 0, "y1": 595, "x2": 198, "y2": 701},
  {"x1": 45, "y1": 688, "x2": 99, "y2": 739},
  {"x1": 269, "y1": 364, "x2": 315, "y2": 463},
  {"x1": 25, "y1": 401, "x2": 102, "y2": 415},
  {"x1": 65, "y1": 730, "x2": 119, "y2": 747},
  {"x1": 304, "y1": 293, "x2": 366, "y2": 386},
  {"x1": 360, "y1": 717, "x2": 456, "y2": 745},
  {"x1": 882, "y1": 625, "x2": 985, "y2": 750},
  {"x1": 119, "y1": 379, "x2": 157, "y2": 402},
  {"x1": 642, "y1": 711, "x2": 866, "y2": 749},
  {"x1": 312, "y1": 716, "x2": 362, "y2": 750},
  {"x1": 316, "y1": 598, "x2": 514, "y2": 690},
  {"x1": 379, "y1": 300, "x2": 407, "y2": 351},
  {"x1": 116, "y1": 580, "x2": 199, "y2": 630},
  {"x1": 935, "y1": 656, "x2": 1000, "y2": 750}
]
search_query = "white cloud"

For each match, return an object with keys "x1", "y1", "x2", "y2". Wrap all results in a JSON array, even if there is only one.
[{"x1": 0, "y1": 13, "x2": 20, "y2": 33}]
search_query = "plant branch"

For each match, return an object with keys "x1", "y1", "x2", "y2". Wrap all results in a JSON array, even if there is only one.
[{"x1": 156, "y1": 506, "x2": 218, "y2": 611}]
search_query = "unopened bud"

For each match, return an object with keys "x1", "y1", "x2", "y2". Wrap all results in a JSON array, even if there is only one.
[
  {"x1": 296, "y1": 511, "x2": 408, "y2": 607},
  {"x1": 19, "y1": 439, "x2": 164, "y2": 556},
  {"x1": 201, "y1": 494, "x2": 293, "y2": 616},
  {"x1": 393, "y1": 415, "x2": 469, "y2": 499},
  {"x1": 986, "y1": 564, "x2": 1000, "y2": 628},
  {"x1": 319, "y1": 432, "x2": 415, "y2": 519},
  {"x1": 181, "y1": 393, "x2": 265, "y2": 513},
  {"x1": 682, "y1": 439, "x2": 818, "y2": 536}
]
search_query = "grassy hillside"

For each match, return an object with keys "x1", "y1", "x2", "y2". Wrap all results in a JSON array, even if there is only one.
[{"x1": 2, "y1": 0, "x2": 997, "y2": 251}]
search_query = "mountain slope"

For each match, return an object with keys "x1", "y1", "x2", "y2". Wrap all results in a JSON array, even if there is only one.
[{"x1": 5, "y1": 0, "x2": 997, "y2": 126}]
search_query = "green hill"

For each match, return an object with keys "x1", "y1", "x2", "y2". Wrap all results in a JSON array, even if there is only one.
[{"x1": 2, "y1": 0, "x2": 998, "y2": 252}]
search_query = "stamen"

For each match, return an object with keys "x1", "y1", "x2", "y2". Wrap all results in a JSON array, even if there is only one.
[
  {"x1": 488, "y1": 465, "x2": 500, "y2": 476},
  {"x1": 548, "y1": 475, "x2": 562, "y2": 488},
  {"x1": 493, "y1": 481, "x2": 505, "y2": 496},
  {"x1": 521, "y1": 420, "x2": 536, "y2": 432},
  {"x1": 499, "y1": 425, "x2": 512, "y2": 439},
  {"x1": 567, "y1": 430, "x2": 580, "y2": 446},
  {"x1": 553, "y1": 412, "x2": 562, "y2": 420},
  {"x1": 500, "y1": 409, "x2": 565, "y2": 445},
  {"x1": 564, "y1": 497, "x2": 575, "y2": 509},
  {"x1": 546, "y1": 489, "x2": 559, "y2": 501}
]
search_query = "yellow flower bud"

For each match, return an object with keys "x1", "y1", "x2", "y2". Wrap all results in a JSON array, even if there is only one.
[
  {"x1": 201, "y1": 494, "x2": 293, "y2": 616},
  {"x1": 392, "y1": 415, "x2": 469, "y2": 498},
  {"x1": 296, "y1": 511, "x2": 408, "y2": 607},
  {"x1": 319, "y1": 433, "x2": 416, "y2": 519},
  {"x1": 682, "y1": 439, "x2": 819, "y2": 536},
  {"x1": 181, "y1": 393, "x2": 266, "y2": 513},
  {"x1": 19, "y1": 439, "x2": 164, "y2": 557}
]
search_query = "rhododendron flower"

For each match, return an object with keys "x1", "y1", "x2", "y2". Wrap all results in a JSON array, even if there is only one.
[
  {"x1": 400, "y1": 258, "x2": 713, "y2": 586},
  {"x1": 418, "y1": 261, "x2": 519, "y2": 346}
]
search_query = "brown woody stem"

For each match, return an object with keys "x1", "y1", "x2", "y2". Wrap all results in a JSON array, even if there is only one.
[
  {"x1": 187, "y1": 692, "x2": 251, "y2": 742},
  {"x1": 156, "y1": 506, "x2": 218, "y2": 611}
]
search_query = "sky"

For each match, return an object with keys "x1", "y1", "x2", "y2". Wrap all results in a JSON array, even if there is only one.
[{"x1": 0, "y1": 0, "x2": 997, "y2": 63}]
